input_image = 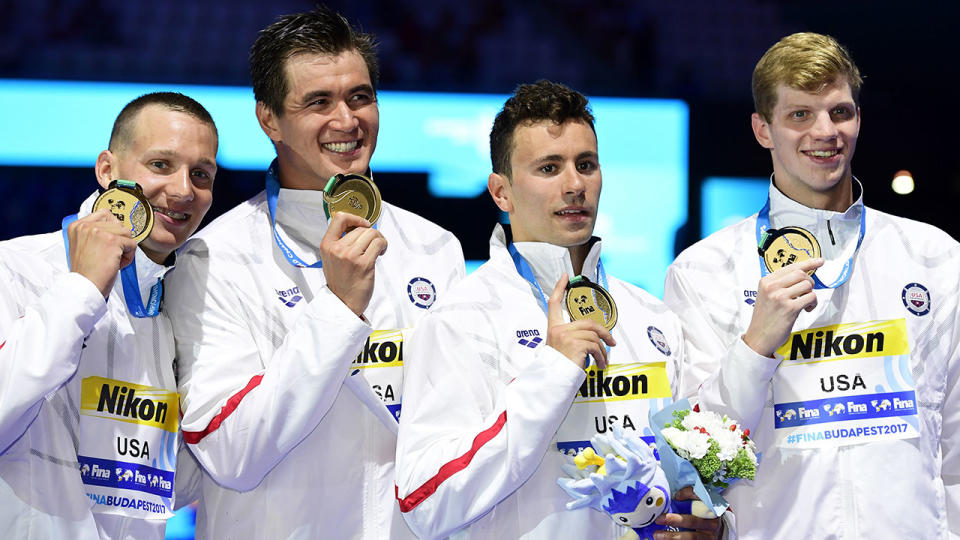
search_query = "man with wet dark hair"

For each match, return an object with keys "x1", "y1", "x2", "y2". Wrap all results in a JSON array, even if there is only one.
[
  {"x1": 165, "y1": 5, "x2": 464, "y2": 539},
  {"x1": 396, "y1": 81, "x2": 721, "y2": 540},
  {"x1": 0, "y1": 91, "x2": 218, "y2": 538}
]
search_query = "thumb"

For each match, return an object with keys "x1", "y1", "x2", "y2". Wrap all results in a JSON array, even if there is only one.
[{"x1": 547, "y1": 273, "x2": 569, "y2": 328}]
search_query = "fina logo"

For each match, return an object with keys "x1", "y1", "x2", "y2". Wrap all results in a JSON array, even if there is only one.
[
  {"x1": 276, "y1": 286, "x2": 303, "y2": 308},
  {"x1": 407, "y1": 277, "x2": 436, "y2": 309},
  {"x1": 646, "y1": 326, "x2": 671, "y2": 356},
  {"x1": 901, "y1": 282, "x2": 931, "y2": 316}
]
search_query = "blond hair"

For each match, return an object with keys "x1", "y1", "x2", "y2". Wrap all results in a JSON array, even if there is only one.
[{"x1": 752, "y1": 32, "x2": 863, "y2": 122}]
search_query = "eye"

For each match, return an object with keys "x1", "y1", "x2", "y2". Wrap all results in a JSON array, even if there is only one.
[
  {"x1": 790, "y1": 110, "x2": 808, "y2": 120},
  {"x1": 539, "y1": 163, "x2": 557, "y2": 174},
  {"x1": 191, "y1": 169, "x2": 214, "y2": 184},
  {"x1": 832, "y1": 106, "x2": 853, "y2": 119},
  {"x1": 645, "y1": 496, "x2": 654, "y2": 505},
  {"x1": 618, "y1": 517, "x2": 628, "y2": 523},
  {"x1": 576, "y1": 160, "x2": 597, "y2": 172},
  {"x1": 349, "y1": 92, "x2": 374, "y2": 107},
  {"x1": 309, "y1": 98, "x2": 329, "y2": 107},
  {"x1": 150, "y1": 160, "x2": 169, "y2": 170}
]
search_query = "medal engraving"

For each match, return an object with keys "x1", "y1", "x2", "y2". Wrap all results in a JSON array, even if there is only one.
[
  {"x1": 92, "y1": 180, "x2": 154, "y2": 244},
  {"x1": 758, "y1": 226, "x2": 820, "y2": 274},
  {"x1": 323, "y1": 173, "x2": 382, "y2": 225},
  {"x1": 564, "y1": 276, "x2": 618, "y2": 331}
]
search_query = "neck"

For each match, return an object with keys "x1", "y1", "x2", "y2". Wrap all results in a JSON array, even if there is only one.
[
  {"x1": 775, "y1": 175, "x2": 854, "y2": 213},
  {"x1": 275, "y1": 155, "x2": 327, "y2": 191},
  {"x1": 568, "y1": 243, "x2": 590, "y2": 275},
  {"x1": 140, "y1": 246, "x2": 172, "y2": 266}
]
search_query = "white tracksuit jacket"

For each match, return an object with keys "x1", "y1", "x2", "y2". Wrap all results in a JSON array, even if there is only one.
[
  {"x1": 165, "y1": 180, "x2": 465, "y2": 539},
  {"x1": 0, "y1": 192, "x2": 191, "y2": 540},
  {"x1": 395, "y1": 224, "x2": 682, "y2": 539},
  {"x1": 664, "y1": 182, "x2": 960, "y2": 539}
]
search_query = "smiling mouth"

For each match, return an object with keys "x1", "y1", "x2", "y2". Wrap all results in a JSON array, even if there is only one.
[
  {"x1": 804, "y1": 149, "x2": 840, "y2": 158},
  {"x1": 323, "y1": 140, "x2": 361, "y2": 153},
  {"x1": 556, "y1": 208, "x2": 588, "y2": 217},
  {"x1": 153, "y1": 207, "x2": 189, "y2": 221}
]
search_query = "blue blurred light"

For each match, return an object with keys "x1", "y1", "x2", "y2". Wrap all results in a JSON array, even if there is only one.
[
  {"x1": 0, "y1": 79, "x2": 687, "y2": 296},
  {"x1": 700, "y1": 176, "x2": 769, "y2": 238}
]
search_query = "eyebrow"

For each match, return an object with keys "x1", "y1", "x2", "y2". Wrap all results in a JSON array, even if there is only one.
[
  {"x1": 298, "y1": 84, "x2": 375, "y2": 106},
  {"x1": 533, "y1": 150, "x2": 599, "y2": 164}
]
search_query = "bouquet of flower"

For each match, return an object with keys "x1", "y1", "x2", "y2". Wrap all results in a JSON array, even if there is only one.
[
  {"x1": 659, "y1": 405, "x2": 757, "y2": 490},
  {"x1": 650, "y1": 398, "x2": 758, "y2": 518}
]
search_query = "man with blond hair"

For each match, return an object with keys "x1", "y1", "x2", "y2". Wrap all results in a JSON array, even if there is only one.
[{"x1": 665, "y1": 32, "x2": 960, "y2": 537}]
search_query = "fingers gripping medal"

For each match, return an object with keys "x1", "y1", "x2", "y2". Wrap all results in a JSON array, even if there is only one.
[
  {"x1": 322, "y1": 173, "x2": 382, "y2": 226},
  {"x1": 564, "y1": 275, "x2": 618, "y2": 331},
  {"x1": 757, "y1": 226, "x2": 820, "y2": 275},
  {"x1": 92, "y1": 180, "x2": 154, "y2": 243}
]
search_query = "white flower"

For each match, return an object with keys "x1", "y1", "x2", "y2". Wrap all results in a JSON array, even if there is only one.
[{"x1": 662, "y1": 427, "x2": 711, "y2": 460}]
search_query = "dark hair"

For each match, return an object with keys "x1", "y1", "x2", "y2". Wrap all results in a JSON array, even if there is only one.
[
  {"x1": 489, "y1": 80, "x2": 595, "y2": 178},
  {"x1": 109, "y1": 92, "x2": 217, "y2": 151},
  {"x1": 250, "y1": 5, "x2": 379, "y2": 116}
]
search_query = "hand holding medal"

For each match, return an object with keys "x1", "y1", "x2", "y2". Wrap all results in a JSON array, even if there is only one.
[
  {"x1": 66, "y1": 180, "x2": 152, "y2": 298},
  {"x1": 546, "y1": 274, "x2": 616, "y2": 370}
]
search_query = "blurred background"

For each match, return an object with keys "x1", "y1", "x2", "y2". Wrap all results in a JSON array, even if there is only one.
[{"x1": 1, "y1": 0, "x2": 956, "y2": 535}]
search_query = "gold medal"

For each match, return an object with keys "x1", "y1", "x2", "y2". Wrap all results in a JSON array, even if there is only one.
[
  {"x1": 322, "y1": 173, "x2": 382, "y2": 225},
  {"x1": 758, "y1": 226, "x2": 820, "y2": 274},
  {"x1": 92, "y1": 180, "x2": 154, "y2": 243},
  {"x1": 564, "y1": 276, "x2": 618, "y2": 331}
]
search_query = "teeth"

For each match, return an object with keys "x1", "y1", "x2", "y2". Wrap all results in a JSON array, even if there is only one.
[
  {"x1": 808, "y1": 149, "x2": 838, "y2": 157},
  {"x1": 323, "y1": 141, "x2": 359, "y2": 153},
  {"x1": 557, "y1": 209, "x2": 582, "y2": 215},
  {"x1": 154, "y1": 207, "x2": 187, "y2": 220}
]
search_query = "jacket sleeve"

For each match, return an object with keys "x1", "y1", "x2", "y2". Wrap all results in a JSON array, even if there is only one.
[
  {"x1": 941, "y1": 287, "x2": 960, "y2": 537},
  {"x1": 663, "y1": 263, "x2": 777, "y2": 431},
  {"x1": 395, "y1": 314, "x2": 586, "y2": 540},
  {"x1": 0, "y1": 268, "x2": 105, "y2": 453},
  {"x1": 166, "y1": 248, "x2": 372, "y2": 491}
]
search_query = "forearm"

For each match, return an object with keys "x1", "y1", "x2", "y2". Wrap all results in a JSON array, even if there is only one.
[
  {"x1": 0, "y1": 272, "x2": 104, "y2": 452},
  {"x1": 178, "y1": 287, "x2": 372, "y2": 490}
]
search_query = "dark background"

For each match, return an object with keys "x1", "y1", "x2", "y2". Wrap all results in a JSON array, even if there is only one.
[{"x1": 2, "y1": 0, "x2": 957, "y2": 262}]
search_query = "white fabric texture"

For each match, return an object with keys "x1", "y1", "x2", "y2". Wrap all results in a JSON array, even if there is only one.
[
  {"x1": 665, "y1": 182, "x2": 960, "y2": 539},
  {"x1": 395, "y1": 224, "x2": 683, "y2": 540},
  {"x1": 0, "y1": 192, "x2": 183, "y2": 540},
  {"x1": 165, "y1": 183, "x2": 465, "y2": 540}
]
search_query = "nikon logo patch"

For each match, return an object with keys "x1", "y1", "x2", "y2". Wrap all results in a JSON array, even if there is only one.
[
  {"x1": 574, "y1": 362, "x2": 671, "y2": 403},
  {"x1": 352, "y1": 329, "x2": 404, "y2": 368},
  {"x1": 80, "y1": 377, "x2": 178, "y2": 433},
  {"x1": 778, "y1": 319, "x2": 909, "y2": 363}
]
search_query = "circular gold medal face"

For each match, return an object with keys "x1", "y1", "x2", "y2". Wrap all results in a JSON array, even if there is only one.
[
  {"x1": 564, "y1": 278, "x2": 618, "y2": 331},
  {"x1": 761, "y1": 226, "x2": 820, "y2": 274},
  {"x1": 92, "y1": 181, "x2": 154, "y2": 244},
  {"x1": 323, "y1": 173, "x2": 382, "y2": 225}
]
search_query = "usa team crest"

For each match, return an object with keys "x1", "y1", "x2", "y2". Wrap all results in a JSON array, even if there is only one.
[
  {"x1": 647, "y1": 326, "x2": 671, "y2": 356},
  {"x1": 901, "y1": 282, "x2": 931, "y2": 316},
  {"x1": 407, "y1": 277, "x2": 436, "y2": 309}
]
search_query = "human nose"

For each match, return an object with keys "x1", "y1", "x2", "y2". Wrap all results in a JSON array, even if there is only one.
[
  {"x1": 330, "y1": 100, "x2": 359, "y2": 131},
  {"x1": 810, "y1": 111, "x2": 839, "y2": 139},
  {"x1": 168, "y1": 169, "x2": 195, "y2": 201},
  {"x1": 562, "y1": 165, "x2": 586, "y2": 196}
]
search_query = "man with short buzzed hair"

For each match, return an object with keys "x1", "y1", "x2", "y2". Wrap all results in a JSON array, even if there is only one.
[
  {"x1": 665, "y1": 32, "x2": 960, "y2": 538},
  {"x1": 0, "y1": 91, "x2": 218, "y2": 539}
]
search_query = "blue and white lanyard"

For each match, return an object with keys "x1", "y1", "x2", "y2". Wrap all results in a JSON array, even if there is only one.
[
  {"x1": 266, "y1": 165, "x2": 378, "y2": 269},
  {"x1": 506, "y1": 242, "x2": 608, "y2": 314},
  {"x1": 61, "y1": 214, "x2": 162, "y2": 318},
  {"x1": 755, "y1": 196, "x2": 865, "y2": 289}
]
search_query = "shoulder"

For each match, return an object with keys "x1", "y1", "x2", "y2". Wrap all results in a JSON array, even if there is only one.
[
  {"x1": 671, "y1": 215, "x2": 757, "y2": 270},
  {"x1": 381, "y1": 202, "x2": 461, "y2": 249},
  {"x1": 867, "y1": 207, "x2": 960, "y2": 254}
]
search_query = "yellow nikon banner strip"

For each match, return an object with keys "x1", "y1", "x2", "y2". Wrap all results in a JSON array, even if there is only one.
[
  {"x1": 352, "y1": 329, "x2": 405, "y2": 369},
  {"x1": 575, "y1": 362, "x2": 671, "y2": 404},
  {"x1": 80, "y1": 377, "x2": 178, "y2": 433},
  {"x1": 777, "y1": 319, "x2": 909, "y2": 364}
]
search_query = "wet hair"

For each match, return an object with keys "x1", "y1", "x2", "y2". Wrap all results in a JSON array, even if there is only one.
[
  {"x1": 109, "y1": 92, "x2": 217, "y2": 151},
  {"x1": 250, "y1": 5, "x2": 379, "y2": 116},
  {"x1": 490, "y1": 79, "x2": 595, "y2": 178},
  {"x1": 753, "y1": 32, "x2": 863, "y2": 123}
]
